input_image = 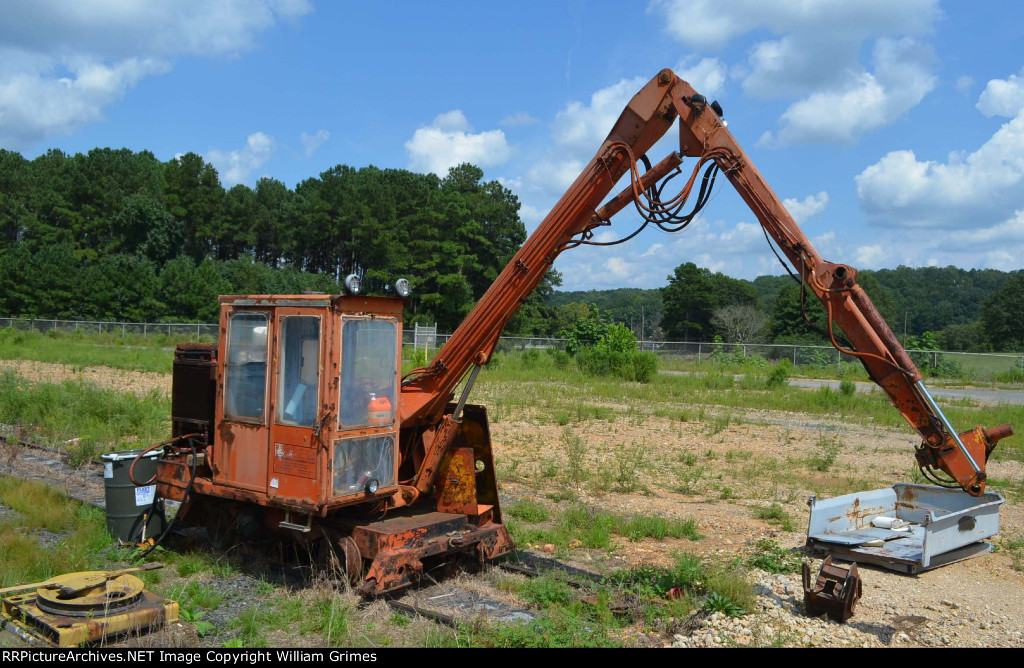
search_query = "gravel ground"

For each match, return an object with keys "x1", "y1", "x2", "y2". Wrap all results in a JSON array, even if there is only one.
[
  {"x1": 671, "y1": 564, "x2": 1024, "y2": 648},
  {"x1": 2, "y1": 360, "x2": 1022, "y2": 647}
]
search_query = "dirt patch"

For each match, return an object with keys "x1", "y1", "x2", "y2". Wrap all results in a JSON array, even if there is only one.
[
  {"x1": 0, "y1": 359, "x2": 170, "y2": 397},
  {"x1": 483, "y1": 395, "x2": 1024, "y2": 647}
]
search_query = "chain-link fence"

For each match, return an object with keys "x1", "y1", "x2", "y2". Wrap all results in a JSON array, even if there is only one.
[
  {"x1": 399, "y1": 332, "x2": 1024, "y2": 379},
  {"x1": 0, "y1": 317, "x2": 218, "y2": 338},
  {"x1": 5, "y1": 316, "x2": 1022, "y2": 379}
]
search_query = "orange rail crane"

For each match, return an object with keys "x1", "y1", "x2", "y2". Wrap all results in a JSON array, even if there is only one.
[{"x1": 153, "y1": 69, "x2": 1011, "y2": 595}]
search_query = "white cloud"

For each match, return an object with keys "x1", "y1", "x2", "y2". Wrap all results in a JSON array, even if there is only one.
[
  {"x1": 518, "y1": 203, "x2": 547, "y2": 227},
  {"x1": 604, "y1": 256, "x2": 632, "y2": 281},
  {"x1": 0, "y1": 57, "x2": 169, "y2": 147},
  {"x1": 523, "y1": 75, "x2": 673, "y2": 199},
  {"x1": 854, "y1": 244, "x2": 886, "y2": 267},
  {"x1": 811, "y1": 231, "x2": 841, "y2": 259},
  {"x1": 206, "y1": 131, "x2": 276, "y2": 186},
  {"x1": 651, "y1": 0, "x2": 940, "y2": 145},
  {"x1": 955, "y1": 75, "x2": 974, "y2": 95},
  {"x1": 0, "y1": 1, "x2": 311, "y2": 61},
  {"x1": 552, "y1": 77, "x2": 644, "y2": 158},
  {"x1": 856, "y1": 109, "x2": 1024, "y2": 228},
  {"x1": 977, "y1": 67, "x2": 1024, "y2": 118},
  {"x1": 0, "y1": 1, "x2": 311, "y2": 149},
  {"x1": 499, "y1": 112, "x2": 539, "y2": 127},
  {"x1": 760, "y1": 38, "x2": 935, "y2": 146},
  {"x1": 641, "y1": 243, "x2": 663, "y2": 258},
  {"x1": 299, "y1": 129, "x2": 329, "y2": 158},
  {"x1": 430, "y1": 110, "x2": 471, "y2": 133},
  {"x1": 947, "y1": 209, "x2": 1024, "y2": 248},
  {"x1": 675, "y1": 56, "x2": 727, "y2": 98},
  {"x1": 649, "y1": 0, "x2": 939, "y2": 52},
  {"x1": 525, "y1": 158, "x2": 584, "y2": 197},
  {"x1": 783, "y1": 191, "x2": 829, "y2": 224},
  {"x1": 405, "y1": 110, "x2": 511, "y2": 176}
]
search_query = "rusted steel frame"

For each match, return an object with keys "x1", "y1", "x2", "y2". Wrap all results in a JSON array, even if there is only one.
[
  {"x1": 360, "y1": 523, "x2": 513, "y2": 595},
  {"x1": 410, "y1": 415, "x2": 461, "y2": 496},
  {"x1": 666, "y1": 81, "x2": 1002, "y2": 494},
  {"x1": 592, "y1": 151, "x2": 683, "y2": 224},
  {"x1": 802, "y1": 557, "x2": 862, "y2": 623}
]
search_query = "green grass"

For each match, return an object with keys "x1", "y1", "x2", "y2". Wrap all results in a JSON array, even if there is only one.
[
  {"x1": 618, "y1": 515, "x2": 702, "y2": 542},
  {"x1": 461, "y1": 604, "x2": 624, "y2": 648},
  {"x1": 506, "y1": 499, "x2": 551, "y2": 523},
  {"x1": 0, "y1": 371, "x2": 169, "y2": 464},
  {"x1": 507, "y1": 502, "x2": 702, "y2": 552},
  {"x1": 998, "y1": 536, "x2": 1024, "y2": 571},
  {"x1": 299, "y1": 592, "x2": 352, "y2": 646},
  {"x1": 167, "y1": 580, "x2": 225, "y2": 611},
  {"x1": 0, "y1": 327, "x2": 178, "y2": 373},
  {"x1": 608, "y1": 552, "x2": 755, "y2": 619},
  {"x1": 485, "y1": 552, "x2": 753, "y2": 648},
  {"x1": 810, "y1": 433, "x2": 844, "y2": 472},
  {"x1": 754, "y1": 503, "x2": 797, "y2": 532},
  {"x1": 0, "y1": 477, "x2": 113, "y2": 587}
]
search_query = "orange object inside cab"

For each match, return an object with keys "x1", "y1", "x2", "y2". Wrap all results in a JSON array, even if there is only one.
[{"x1": 212, "y1": 294, "x2": 404, "y2": 512}]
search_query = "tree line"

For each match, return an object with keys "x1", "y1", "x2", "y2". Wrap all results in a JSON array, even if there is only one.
[
  {"x1": 554, "y1": 263, "x2": 1023, "y2": 352},
  {"x1": 2, "y1": 146, "x2": 1020, "y2": 351},
  {"x1": 0, "y1": 148, "x2": 556, "y2": 330}
]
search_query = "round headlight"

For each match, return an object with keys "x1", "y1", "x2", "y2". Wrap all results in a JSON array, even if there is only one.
[
  {"x1": 394, "y1": 278, "x2": 411, "y2": 298},
  {"x1": 343, "y1": 274, "x2": 362, "y2": 295},
  {"x1": 365, "y1": 478, "x2": 379, "y2": 494}
]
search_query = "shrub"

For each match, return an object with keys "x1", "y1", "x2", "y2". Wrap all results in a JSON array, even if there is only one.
[
  {"x1": 546, "y1": 348, "x2": 571, "y2": 369},
  {"x1": 766, "y1": 359, "x2": 791, "y2": 388}
]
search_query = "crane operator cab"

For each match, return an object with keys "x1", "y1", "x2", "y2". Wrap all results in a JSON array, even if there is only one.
[
  {"x1": 165, "y1": 291, "x2": 404, "y2": 518},
  {"x1": 222, "y1": 292, "x2": 399, "y2": 506}
]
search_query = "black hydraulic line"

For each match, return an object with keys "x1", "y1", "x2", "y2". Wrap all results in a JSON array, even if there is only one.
[{"x1": 133, "y1": 438, "x2": 198, "y2": 562}]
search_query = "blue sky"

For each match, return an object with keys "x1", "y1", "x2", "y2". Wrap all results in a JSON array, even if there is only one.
[{"x1": 3, "y1": 1, "x2": 1024, "y2": 291}]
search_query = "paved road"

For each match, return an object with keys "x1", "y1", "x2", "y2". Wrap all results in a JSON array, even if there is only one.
[
  {"x1": 661, "y1": 370, "x2": 1024, "y2": 405},
  {"x1": 787, "y1": 378, "x2": 1024, "y2": 405}
]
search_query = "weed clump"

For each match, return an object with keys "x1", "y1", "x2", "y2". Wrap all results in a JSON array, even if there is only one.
[
  {"x1": 746, "y1": 539, "x2": 802, "y2": 574},
  {"x1": 754, "y1": 503, "x2": 797, "y2": 532}
]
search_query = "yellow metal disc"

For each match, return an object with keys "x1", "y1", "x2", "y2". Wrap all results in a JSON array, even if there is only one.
[{"x1": 35, "y1": 572, "x2": 145, "y2": 617}]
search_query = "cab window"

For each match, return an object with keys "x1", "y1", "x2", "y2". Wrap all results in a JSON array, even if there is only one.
[
  {"x1": 277, "y1": 316, "x2": 321, "y2": 427},
  {"x1": 339, "y1": 319, "x2": 397, "y2": 428},
  {"x1": 224, "y1": 313, "x2": 268, "y2": 422}
]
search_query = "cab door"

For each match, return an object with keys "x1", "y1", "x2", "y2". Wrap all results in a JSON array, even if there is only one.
[
  {"x1": 267, "y1": 309, "x2": 324, "y2": 505},
  {"x1": 216, "y1": 308, "x2": 271, "y2": 493}
]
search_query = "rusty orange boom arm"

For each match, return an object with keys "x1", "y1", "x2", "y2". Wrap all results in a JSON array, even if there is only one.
[{"x1": 399, "y1": 69, "x2": 1009, "y2": 496}]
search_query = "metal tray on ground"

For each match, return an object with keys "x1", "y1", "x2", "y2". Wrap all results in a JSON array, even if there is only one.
[{"x1": 806, "y1": 483, "x2": 1004, "y2": 574}]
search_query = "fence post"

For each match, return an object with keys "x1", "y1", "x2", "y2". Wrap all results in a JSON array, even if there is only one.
[
  {"x1": 698, "y1": 343, "x2": 702, "y2": 363},
  {"x1": 793, "y1": 346, "x2": 797, "y2": 365},
  {"x1": 934, "y1": 351, "x2": 938, "y2": 368}
]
